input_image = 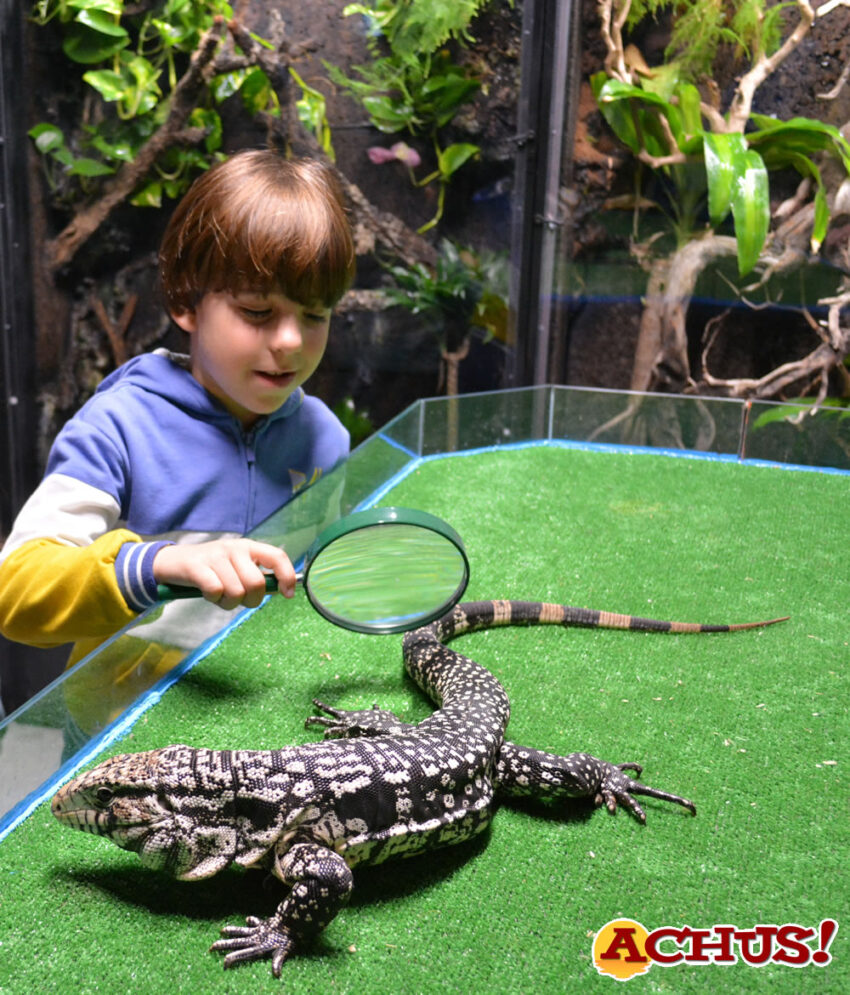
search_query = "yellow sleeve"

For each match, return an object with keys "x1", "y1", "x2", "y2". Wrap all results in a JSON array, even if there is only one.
[{"x1": 0, "y1": 531, "x2": 141, "y2": 648}]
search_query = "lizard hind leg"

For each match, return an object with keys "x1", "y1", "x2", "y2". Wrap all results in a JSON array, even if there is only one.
[
  {"x1": 595, "y1": 761, "x2": 697, "y2": 823},
  {"x1": 495, "y1": 743, "x2": 696, "y2": 824}
]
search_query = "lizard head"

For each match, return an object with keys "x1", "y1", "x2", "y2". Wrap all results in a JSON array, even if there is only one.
[{"x1": 51, "y1": 745, "x2": 238, "y2": 880}]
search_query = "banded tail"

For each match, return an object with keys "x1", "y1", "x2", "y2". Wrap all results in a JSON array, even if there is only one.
[{"x1": 445, "y1": 600, "x2": 789, "y2": 636}]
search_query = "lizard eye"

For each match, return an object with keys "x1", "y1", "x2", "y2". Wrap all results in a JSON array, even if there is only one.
[{"x1": 95, "y1": 786, "x2": 114, "y2": 806}]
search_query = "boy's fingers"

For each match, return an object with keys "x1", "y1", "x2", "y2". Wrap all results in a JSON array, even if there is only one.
[
  {"x1": 153, "y1": 540, "x2": 295, "y2": 611},
  {"x1": 200, "y1": 558, "x2": 246, "y2": 609},
  {"x1": 248, "y1": 542, "x2": 297, "y2": 598},
  {"x1": 215, "y1": 547, "x2": 268, "y2": 609}
]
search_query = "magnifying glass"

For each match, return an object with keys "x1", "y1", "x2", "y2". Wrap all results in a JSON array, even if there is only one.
[{"x1": 156, "y1": 507, "x2": 469, "y2": 634}]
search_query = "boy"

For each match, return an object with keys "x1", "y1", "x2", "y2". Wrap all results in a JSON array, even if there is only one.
[{"x1": 0, "y1": 150, "x2": 356, "y2": 651}]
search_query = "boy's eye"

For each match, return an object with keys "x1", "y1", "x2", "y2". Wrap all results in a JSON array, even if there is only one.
[
  {"x1": 305, "y1": 311, "x2": 330, "y2": 323},
  {"x1": 240, "y1": 307, "x2": 272, "y2": 321}
]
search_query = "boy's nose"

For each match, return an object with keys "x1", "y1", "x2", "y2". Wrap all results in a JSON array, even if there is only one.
[{"x1": 269, "y1": 314, "x2": 302, "y2": 352}]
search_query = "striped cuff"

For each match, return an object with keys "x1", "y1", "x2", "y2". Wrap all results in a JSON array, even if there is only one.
[{"x1": 115, "y1": 540, "x2": 173, "y2": 611}]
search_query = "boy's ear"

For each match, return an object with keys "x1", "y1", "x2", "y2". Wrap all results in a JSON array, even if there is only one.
[{"x1": 170, "y1": 309, "x2": 196, "y2": 333}]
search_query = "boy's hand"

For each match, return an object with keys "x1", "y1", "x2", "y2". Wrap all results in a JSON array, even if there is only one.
[{"x1": 153, "y1": 539, "x2": 297, "y2": 610}]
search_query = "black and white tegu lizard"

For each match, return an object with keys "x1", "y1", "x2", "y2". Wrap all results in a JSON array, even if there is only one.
[{"x1": 52, "y1": 599, "x2": 786, "y2": 977}]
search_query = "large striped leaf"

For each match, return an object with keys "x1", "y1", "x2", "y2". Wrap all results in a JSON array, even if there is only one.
[
  {"x1": 704, "y1": 135, "x2": 770, "y2": 273},
  {"x1": 703, "y1": 132, "x2": 747, "y2": 227},
  {"x1": 730, "y1": 149, "x2": 770, "y2": 276},
  {"x1": 749, "y1": 114, "x2": 850, "y2": 172}
]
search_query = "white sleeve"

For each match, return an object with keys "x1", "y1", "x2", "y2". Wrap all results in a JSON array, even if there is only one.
[{"x1": 0, "y1": 473, "x2": 121, "y2": 564}]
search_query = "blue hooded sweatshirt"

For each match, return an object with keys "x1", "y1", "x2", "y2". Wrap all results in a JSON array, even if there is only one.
[{"x1": 0, "y1": 351, "x2": 348, "y2": 645}]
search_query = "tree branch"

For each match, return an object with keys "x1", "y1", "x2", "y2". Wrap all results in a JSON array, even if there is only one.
[
  {"x1": 700, "y1": 290, "x2": 850, "y2": 406},
  {"x1": 44, "y1": 11, "x2": 438, "y2": 282},
  {"x1": 726, "y1": 1, "x2": 815, "y2": 132},
  {"x1": 46, "y1": 18, "x2": 229, "y2": 272}
]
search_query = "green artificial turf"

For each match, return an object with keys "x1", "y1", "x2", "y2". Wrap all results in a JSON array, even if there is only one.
[{"x1": 1, "y1": 444, "x2": 847, "y2": 994}]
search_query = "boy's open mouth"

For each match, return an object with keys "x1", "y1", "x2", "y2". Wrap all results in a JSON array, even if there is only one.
[{"x1": 254, "y1": 370, "x2": 296, "y2": 388}]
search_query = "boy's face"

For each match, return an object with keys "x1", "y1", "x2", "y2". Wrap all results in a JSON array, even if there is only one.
[{"x1": 172, "y1": 290, "x2": 332, "y2": 427}]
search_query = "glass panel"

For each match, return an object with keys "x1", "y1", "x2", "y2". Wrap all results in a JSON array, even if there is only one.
[
  {"x1": 4, "y1": 385, "x2": 849, "y2": 833},
  {"x1": 375, "y1": 401, "x2": 424, "y2": 459},
  {"x1": 550, "y1": 386, "x2": 746, "y2": 455},
  {"x1": 418, "y1": 386, "x2": 553, "y2": 455},
  {"x1": 743, "y1": 399, "x2": 850, "y2": 471},
  {"x1": 551, "y1": 2, "x2": 849, "y2": 447}
]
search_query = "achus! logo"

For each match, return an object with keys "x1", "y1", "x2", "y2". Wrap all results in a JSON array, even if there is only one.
[{"x1": 592, "y1": 917, "x2": 838, "y2": 980}]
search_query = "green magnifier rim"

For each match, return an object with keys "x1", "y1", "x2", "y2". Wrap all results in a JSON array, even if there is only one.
[{"x1": 302, "y1": 506, "x2": 469, "y2": 634}]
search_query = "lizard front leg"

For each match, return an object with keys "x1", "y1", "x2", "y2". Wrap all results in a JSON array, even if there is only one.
[
  {"x1": 495, "y1": 742, "x2": 696, "y2": 823},
  {"x1": 210, "y1": 842, "x2": 353, "y2": 977},
  {"x1": 305, "y1": 699, "x2": 414, "y2": 739}
]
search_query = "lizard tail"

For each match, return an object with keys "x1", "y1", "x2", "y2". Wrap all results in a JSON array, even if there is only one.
[{"x1": 441, "y1": 601, "x2": 789, "y2": 635}]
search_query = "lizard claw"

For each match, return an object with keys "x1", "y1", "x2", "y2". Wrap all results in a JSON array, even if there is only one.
[
  {"x1": 594, "y1": 761, "x2": 696, "y2": 823},
  {"x1": 211, "y1": 916, "x2": 296, "y2": 978},
  {"x1": 304, "y1": 699, "x2": 410, "y2": 738}
]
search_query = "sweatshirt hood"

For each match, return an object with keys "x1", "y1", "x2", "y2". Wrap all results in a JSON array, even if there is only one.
[{"x1": 95, "y1": 350, "x2": 304, "y2": 428}]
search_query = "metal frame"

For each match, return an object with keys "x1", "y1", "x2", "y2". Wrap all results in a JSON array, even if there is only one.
[
  {"x1": 0, "y1": 0, "x2": 36, "y2": 537},
  {"x1": 508, "y1": 0, "x2": 580, "y2": 387}
]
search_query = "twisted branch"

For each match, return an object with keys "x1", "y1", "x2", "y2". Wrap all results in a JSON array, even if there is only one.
[{"x1": 46, "y1": 18, "x2": 229, "y2": 272}]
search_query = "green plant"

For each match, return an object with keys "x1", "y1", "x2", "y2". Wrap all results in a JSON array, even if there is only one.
[
  {"x1": 593, "y1": 0, "x2": 850, "y2": 275},
  {"x1": 590, "y1": 0, "x2": 850, "y2": 407},
  {"x1": 289, "y1": 68, "x2": 335, "y2": 162},
  {"x1": 28, "y1": 0, "x2": 282, "y2": 207},
  {"x1": 385, "y1": 239, "x2": 483, "y2": 342},
  {"x1": 327, "y1": 0, "x2": 494, "y2": 231},
  {"x1": 385, "y1": 239, "x2": 509, "y2": 349}
]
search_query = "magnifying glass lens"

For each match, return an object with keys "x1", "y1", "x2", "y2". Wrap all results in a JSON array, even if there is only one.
[{"x1": 304, "y1": 523, "x2": 468, "y2": 632}]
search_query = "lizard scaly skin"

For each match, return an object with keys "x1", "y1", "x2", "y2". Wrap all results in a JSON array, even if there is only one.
[{"x1": 51, "y1": 600, "x2": 785, "y2": 976}]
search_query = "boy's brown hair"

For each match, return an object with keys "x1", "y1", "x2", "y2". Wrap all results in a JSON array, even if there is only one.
[{"x1": 159, "y1": 151, "x2": 355, "y2": 314}]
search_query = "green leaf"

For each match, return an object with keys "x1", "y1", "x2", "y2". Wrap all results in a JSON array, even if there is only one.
[
  {"x1": 89, "y1": 134, "x2": 135, "y2": 163},
  {"x1": 212, "y1": 70, "x2": 246, "y2": 103},
  {"x1": 437, "y1": 142, "x2": 478, "y2": 179},
  {"x1": 189, "y1": 107, "x2": 222, "y2": 153},
  {"x1": 812, "y1": 184, "x2": 829, "y2": 254},
  {"x1": 676, "y1": 83, "x2": 702, "y2": 140},
  {"x1": 239, "y1": 67, "x2": 275, "y2": 115},
  {"x1": 592, "y1": 75, "x2": 681, "y2": 157},
  {"x1": 130, "y1": 180, "x2": 163, "y2": 208},
  {"x1": 150, "y1": 17, "x2": 186, "y2": 48},
  {"x1": 730, "y1": 149, "x2": 769, "y2": 276},
  {"x1": 362, "y1": 95, "x2": 414, "y2": 133},
  {"x1": 772, "y1": 152, "x2": 830, "y2": 253},
  {"x1": 68, "y1": 0, "x2": 123, "y2": 15},
  {"x1": 68, "y1": 156, "x2": 114, "y2": 177},
  {"x1": 591, "y1": 75, "x2": 642, "y2": 152},
  {"x1": 749, "y1": 114, "x2": 850, "y2": 173},
  {"x1": 75, "y1": 9, "x2": 128, "y2": 37},
  {"x1": 63, "y1": 22, "x2": 129, "y2": 63},
  {"x1": 640, "y1": 61, "x2": 681, "y2": 103},
  {"x1": 704, "y1": 131, "x2": 747, "y2": 227},
  {"x1": 123, "y1": 55, "x2": 162, "y2": 114},
  {"x1": 290, "y1": 68, "x2": 334, "y2": 161},
  {"x1": 750, "y1": 398, "x2": 849, "y2": 430},
  {"x1": 28, "y1": 123, "x2": 65, "y2": 154},
  {"x1": 82, "y1": 68, "x2": 125, "y2": 101}
]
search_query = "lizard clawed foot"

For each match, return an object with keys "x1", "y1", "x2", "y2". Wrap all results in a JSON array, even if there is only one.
[
  {"x1": 304, "y1": 699, "x2": 410, "y2": 739},
  {"x1": 594, "y1": 761, "x2": 696, "y2": 823},
  {"x1": 211, "y1": 915, "x2": 296, "y2": 978}
]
